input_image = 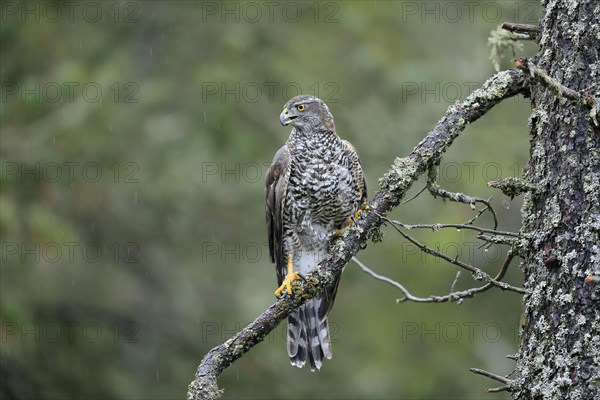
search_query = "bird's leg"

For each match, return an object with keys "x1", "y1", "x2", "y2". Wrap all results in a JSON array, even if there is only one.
[
  {"x1": 275, "y1": 256, "x2": 302, "y2": 297},
  {"x1": 333, "y1": 207, "x2": 366, "y2": 237}
]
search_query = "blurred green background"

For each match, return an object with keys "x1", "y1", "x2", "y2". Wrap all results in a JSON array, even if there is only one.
[{"x1": 1, "y1": 1, "x2": 540, "y2": 399}]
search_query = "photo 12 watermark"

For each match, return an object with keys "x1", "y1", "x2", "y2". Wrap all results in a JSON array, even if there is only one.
[
  {"x1": 1, "y1": 81, "x2": 139, "y2": 104},
  {"x1": 200, "y1": 161, "x2": 271, "y2": 184},
  {"x1": 1, "y1": 161, "x2": 140, "y2": 184},
  {"x1": 1, "y1": 241, "x2": 140, "y2": 264},
  {"x1": 201, "y1": 81, "x2": 339, "y2": 104},
  {"x1": 433, "y1": 161, "x2": 526, "y2": 184},
  {"x1": 2, "y1": 321, "x2": 140, "y2": 344},
  {"x1": 1, "y1": 1, "x2": 140, "y2": 24},
  {"x1": 199, "y1": 1, "x2": 339, "y2": 24},
  {"x1": 399, "y1": 1, "x2": 541, "y2": 24},
  {"x1": 399, "y1": 321, "x2": 520, "y2": 344}
]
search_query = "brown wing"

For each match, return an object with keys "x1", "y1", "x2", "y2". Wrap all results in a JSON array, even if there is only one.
[{"x1": 265, "y1": 145, "x2": 290, "y2": 286}]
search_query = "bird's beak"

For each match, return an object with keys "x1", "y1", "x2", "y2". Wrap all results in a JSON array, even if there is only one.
[{"x1": 280, "y1": 108, "x2": 296, "y2": 126}]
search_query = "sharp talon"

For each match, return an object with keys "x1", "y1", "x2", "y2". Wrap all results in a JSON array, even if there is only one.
[
  {"x1": 274, "y1": 271, "x2": 302, "y2": 296},
  {"x1": 354, "y1": 209, "x2": 362, "y2": 219}
]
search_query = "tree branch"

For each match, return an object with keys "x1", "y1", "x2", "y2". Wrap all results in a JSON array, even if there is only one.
[
  {"x1": 427, "y1": 167, "x2": 499, "y2": 229},
  {"x1": 515, "y1": 58, "x2": 600, "y2": 126},
  {"x1": 353, "y1": 252, "x2": 516, "y2": 304},
  {"x1": 501, "y1": 22, "x2": 541, "y2": 41},
  {"x1": 487, "y1": 385, "x2": 511, "y2": 393},
  {"x1": 187, "y1": 69, "x2": 529, "y2": 400},
  {"x1": 378, "y1": 214, "x2": 527, "y2": 294},
  {"x1": 391, "y1": 221, "x2": 519, "y2": 237},
  {"x1": 487, "y1": 177, "x2": 537, "y2": 199},
  {"x1": 469, "y1": 368, "x2": 510, "y2": 384},
  {"x1": 469, "y1": 367, "x2": 517, "y2": 393}
]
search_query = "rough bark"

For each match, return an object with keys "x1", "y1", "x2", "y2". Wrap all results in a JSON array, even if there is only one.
[
  {"x1": 188, "y1": 70, "x2": 529, "y2": 399},
  {"x1": 514, "y1": 0, "x2": 600, "y2": 399}
]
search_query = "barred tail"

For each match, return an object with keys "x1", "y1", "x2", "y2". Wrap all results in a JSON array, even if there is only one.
[{"x1": 287, "y1": 298, "x2": 332, "y2": 371}]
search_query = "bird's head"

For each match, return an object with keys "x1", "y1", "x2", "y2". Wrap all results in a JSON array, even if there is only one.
[{"x1": 280, "y1": 95, "x2": 335, "y2": 132}]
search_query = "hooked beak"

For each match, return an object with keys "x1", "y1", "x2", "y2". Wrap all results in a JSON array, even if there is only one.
[{"x1": 280, "y1": 108, "x2": 297, "y2": 126}]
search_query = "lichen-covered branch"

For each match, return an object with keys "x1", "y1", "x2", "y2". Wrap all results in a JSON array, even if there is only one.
[
  {"x1": 487, "y1": 177, "x2": 537, "y2": 199},
  {"x1": 515, "y1": 58, "x2": 600, "y2": 126},
  {"x1": 187, "y1": 69, "x2": 529, "y2": 400}
]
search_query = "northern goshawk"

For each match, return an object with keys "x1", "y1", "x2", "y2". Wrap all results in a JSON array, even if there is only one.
[{"x1": 265, "y1": 95, "x2": 366, "y2": 370}]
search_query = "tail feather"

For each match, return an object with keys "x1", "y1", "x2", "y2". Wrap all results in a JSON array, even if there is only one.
[
  {"x1": 306, "y1": 301, "x2": 323, "y2": 371},
  {"x1": 314, "y1": 297, "x2": 333, "y2": 360},
  {"x1": 287, "y1": 298, "x2": 332, "y2": 370},
  {"x1": 287, "y1": 310, "x2": 306, "y2": 368}
]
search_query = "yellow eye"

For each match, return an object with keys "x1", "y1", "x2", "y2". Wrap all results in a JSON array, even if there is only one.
[{"x1": 296, "y1": 104, "x2": 305, "y2": 111}]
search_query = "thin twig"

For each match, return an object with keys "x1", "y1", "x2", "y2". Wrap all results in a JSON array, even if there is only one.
[
  {"x1": 487, "y1": 385, "x2": 511, "y2": 393},
  {"x1": 469, "y1": 368, "x2": 510, "y2": 384},
  {"x1": 501, "y1": 22, "x2": 541, "y2": 41},
  {"x1": 470, "y1": 367, "x2": 516, "y2": 393},
  {"x1": 379, "y1": 213, "x2": 527, "y2": 294},
  {"x1": 427, "y1": 168, "x2": 499, "y2": 229},
  {"x1": 402, "y1": 185, "x2": 427, "y2": 204},
  {"x1": 464, "y1": 204, "x2": 492, "y2": 226},
  {"x1": 355, "y1": 223, "x2": 522, "y2": 304},
  {"x1": 389, "y1": 221, "x2": 519, "y2": 238},
  {"x1": 450, "y1": 271, "x2": 461, "y2": 292},
  {"x1": 352, "y1": 256, "x2": 442, "y2": 303},
  {"x1": 477, "y1": 234, "x2": 516, "y2": 246}
]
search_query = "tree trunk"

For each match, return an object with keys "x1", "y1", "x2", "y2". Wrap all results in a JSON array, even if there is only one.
[{"x1": 515, "y1": 1, "x2": 600, "y2": 399}]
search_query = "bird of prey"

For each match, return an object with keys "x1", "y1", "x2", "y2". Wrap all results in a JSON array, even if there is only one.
[{"x1": 265, "y1": 95, "x2": 367, "y2": 370}]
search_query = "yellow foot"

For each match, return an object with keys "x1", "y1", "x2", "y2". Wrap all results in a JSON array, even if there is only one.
[
  {"x1": 354, "y1": 208, "x2": 363, "y2": 220},
  {"x1": 275, "y1": 271, "x2": 303, "y2": 297},
  {"x1": 334, "y1": 209, "x2": 365, "y2": 236},
  {"x1": 334, "y1": 226, "x2": 348, "y2": 237}
]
